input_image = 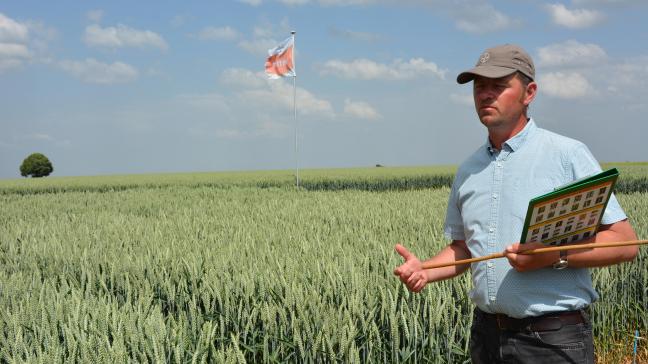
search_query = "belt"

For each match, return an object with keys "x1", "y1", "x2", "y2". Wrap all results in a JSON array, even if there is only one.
[{"x1": 478, "y1": 309, "x2": 585, "y2": 332}]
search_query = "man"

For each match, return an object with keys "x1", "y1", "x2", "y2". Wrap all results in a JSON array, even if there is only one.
[{"x1": 393, "y1": 44, "x2": 638, "y2": 363}]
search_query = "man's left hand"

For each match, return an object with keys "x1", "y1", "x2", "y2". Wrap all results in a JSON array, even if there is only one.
[{"x1": 504, "y1": 242, "x2": 557, "y2": 272}]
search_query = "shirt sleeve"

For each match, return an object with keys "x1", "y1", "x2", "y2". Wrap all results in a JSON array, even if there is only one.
[
  {"x1": 569, "y1": 143, "x2": 627, "y2": 225},
  {"x1": 444, "y1": 174, "x2": 466, "y2": 240}
]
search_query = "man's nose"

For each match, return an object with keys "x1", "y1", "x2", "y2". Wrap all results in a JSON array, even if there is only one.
[{"x1": 476, "y1": 87, "x2": 495, "y2": 102}]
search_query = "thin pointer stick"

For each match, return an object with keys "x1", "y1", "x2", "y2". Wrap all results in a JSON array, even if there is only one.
[{"x1": 421, "y1": 240, "x2": 648, "y2": 270}]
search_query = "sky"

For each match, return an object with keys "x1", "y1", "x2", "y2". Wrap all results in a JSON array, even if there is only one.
[{"x1": 1, "y1": 0, "x2": 647, "y2": 179}]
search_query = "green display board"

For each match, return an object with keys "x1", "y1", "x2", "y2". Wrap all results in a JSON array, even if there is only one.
[{"x1": 520, "y1": 168, "x2": 619, "y2": 246}]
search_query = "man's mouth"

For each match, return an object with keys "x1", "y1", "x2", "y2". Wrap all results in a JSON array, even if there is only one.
[{"x1": 480, "y1": 105, "x2": 496, "y2": 111}]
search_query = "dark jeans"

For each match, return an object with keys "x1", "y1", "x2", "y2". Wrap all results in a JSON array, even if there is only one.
[{"x1": 470, "y1": 308, "x2": 594, "y2": 364}]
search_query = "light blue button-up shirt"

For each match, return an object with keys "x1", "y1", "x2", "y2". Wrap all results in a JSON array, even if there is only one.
[{"x1": 444, "y1": 119, "x2": 626, "y2": 318}]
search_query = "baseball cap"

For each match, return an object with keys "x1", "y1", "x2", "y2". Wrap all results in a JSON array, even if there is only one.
[{"x1": 456, "y1": 44, "x2": 535, "y2": 84}]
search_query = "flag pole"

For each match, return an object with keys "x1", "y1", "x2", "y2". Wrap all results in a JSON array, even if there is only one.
[{"x1": 292, "y1": 30, "x2": 299, "y2": 188}]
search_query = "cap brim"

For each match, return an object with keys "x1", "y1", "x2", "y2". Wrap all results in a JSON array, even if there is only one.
[{"x1": 456, "y1": 66, "x2": 517, "y2": 84}]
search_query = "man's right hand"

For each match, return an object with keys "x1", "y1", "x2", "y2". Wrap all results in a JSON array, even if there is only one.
[{"x1": 393, "y1": 244, "x2": 428, "y2": 293}]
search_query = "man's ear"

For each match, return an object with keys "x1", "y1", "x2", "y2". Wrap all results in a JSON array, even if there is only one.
[{"x1": 524, "y1": 82, "x2": 538, "y2": 106}]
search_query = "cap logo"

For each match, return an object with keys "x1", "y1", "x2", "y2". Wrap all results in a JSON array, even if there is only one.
[{"x1": 479, "y1": 52, "x2": 490, "y2": 64}]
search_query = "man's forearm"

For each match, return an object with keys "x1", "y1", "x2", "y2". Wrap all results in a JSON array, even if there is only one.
[
  {"x1": 424, "y1": 240, "x2": 472, "y2": 283},
  {"x1": 566, "y1": 219, "x2": 639, "y2": 268}
]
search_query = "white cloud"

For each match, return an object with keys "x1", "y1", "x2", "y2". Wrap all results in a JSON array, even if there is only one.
[
  {"x1": 86, "y1": 10, "x2": 104, "y2": 23},
  {"x1": 220, "y1": 68, "x2": 267, "y2": 88},
  {"x1": 84, "y1": 24, "x2": 168, "y2": 51},
  {"x1": 280, "y1": 0, "x2": 310, "y2": 5},
  {"x1": 213, "y1": 68, "x2": 336, "y2": 138},
  {"x1": 453, "y1": 3, "x2": 519, "y2": 33},
  {"x1": 546, "y1": 4, "x2": 605, "y2": 29},
  {"x1": 216, "y1": 68, "x2": 337, "y2": 127},
  {"x1": 537, "y1": 40, "x2": 607, "y2": 67},
  {"x1": 58, "y1": 58, "x2": 139, "y2": 84},
  {"x1": 237, "y1": 19, "x2": 294, "y2": 56},
  {"x1": 197, "y1": 26, "x2": 240, "y2": 41},
  {"x1": 238, "y1": 0, "x2": 383, "y2": 5},
  {"x1": 238, "y1": 0, "x2": 263, "y2": 5},
  {"x1": 320, "y1": 58, "x2": 445, "y2": 80},
  {"x1": 253, "y1": 26, "x2": 274, "y2": 38},
  {"x1": 251, "y1": 18, "x2": 292, "y2": 39},
  {"x1": 606, "y1": 56, "x2": 648, "y2": 89},
  {"x1": 25, "y1": 21, "x2": 58, "y2": 51},
  {"x1": 238, "y1": 38, "x2": 278, "y2": 56},
  {"x1": 0, "y1": 13, "x2": 32, "y2": 72},
  {"x1": 0, "y1": 43, "x2": 29, "y2": 58},
  {"x1": 0, "y1": 13, "x2": 28, "y2": 41},
  {"x1": 239, "y1": 80, "x2": 335, "y2": 117},
  {"x1": 215, "y1": 120, "x2": 292, "y2": 140},
  {"x1": 573, "y1": 0, "x2": 643, "y2": 5},
  {"x1": 318, "y1": 0, "x2": 379, "y2": 4},
  {"x1": 343, "y1": 99, "x2": 381, "y2": 120},
  {"x1": 539, "y1": 72, "x2": 593, "y2": 99}
]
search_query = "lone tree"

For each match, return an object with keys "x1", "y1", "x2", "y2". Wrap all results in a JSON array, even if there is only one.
[{"x1": 20, "y1": 153, "x2": 54, "y2": 178}]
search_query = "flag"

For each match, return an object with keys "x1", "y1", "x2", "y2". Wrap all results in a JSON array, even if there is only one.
[{"x1": 265, "y1": 35, "x2": 295, "y2": 79}]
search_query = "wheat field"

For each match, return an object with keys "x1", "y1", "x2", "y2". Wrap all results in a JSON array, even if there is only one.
[{"x1": 1, "y1": 165, "x2": 646, "y2": 363}]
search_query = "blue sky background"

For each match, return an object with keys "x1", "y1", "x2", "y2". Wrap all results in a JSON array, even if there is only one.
[{"x1": 1, "y1": 0, "x2": 646, "y2": 178}]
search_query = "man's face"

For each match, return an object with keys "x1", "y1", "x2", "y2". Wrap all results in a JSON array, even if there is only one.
[{"x1": 472, "y1": 74, "x2": 534, "y2": 129}]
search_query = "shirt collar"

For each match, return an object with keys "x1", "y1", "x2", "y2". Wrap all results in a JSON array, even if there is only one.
[{"x1": 486, "y1": 118, "x2": 537, "y2": 155}]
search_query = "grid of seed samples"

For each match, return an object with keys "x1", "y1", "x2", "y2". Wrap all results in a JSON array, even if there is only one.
[{"x1": 524, "y1": 181, "x2": 614, "y2": 246}]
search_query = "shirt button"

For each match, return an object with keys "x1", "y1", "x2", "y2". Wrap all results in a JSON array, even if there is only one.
[
  {"x1": 490, "y1": 296, "x2": 496, "y2": 301},
  {"x1": 497, "y1": 162, "x2": 502, "y2": 168},
  {"x1": 489, "y1": 228, "x2": 494, "y2": 233},
  {"x1": 487, "y1": 261, "x2": 493, "y2": 267},
  {"x1": 492, "y1": 194, "x2": 498, "y2": 199}
]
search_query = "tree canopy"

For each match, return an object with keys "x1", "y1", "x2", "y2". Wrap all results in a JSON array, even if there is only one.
[{"x1": 20, "y1": 153, "x2": 54, "y2": 178}]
